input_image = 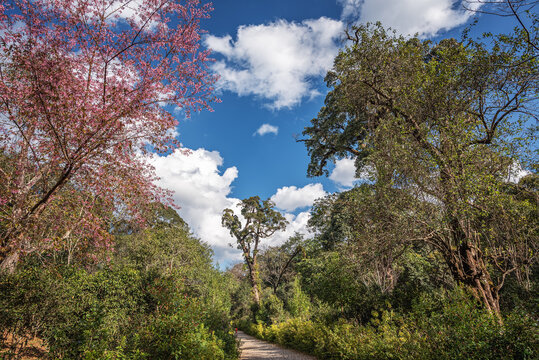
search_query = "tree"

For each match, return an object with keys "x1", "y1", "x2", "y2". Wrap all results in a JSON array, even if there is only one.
[
  {"x1": 259, "y1": 233, "x2": 304, "y2": 295},
  {"x1": 301, "y1": 24, "x2": 538, "y2": 318},
  {"x1": 0, "y1": 0, "x2": 217, "y2": 271},
  {"x1": 222, "y1": 197, "x2": 287, "y2": 305},
  {"x1": 308, "y1": 185, "x2": 415, "y2": 293},
  {"x1": 114, "y1": 203, "x2": 213, "y2": 277},
  {"x1": 464, "y1": 1, "x2": 538, "y2": 53}
]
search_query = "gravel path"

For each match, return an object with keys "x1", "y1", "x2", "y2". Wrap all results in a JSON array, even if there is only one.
[{"x1": 237, "y1": 331, "x2": 317, "y2": 360}]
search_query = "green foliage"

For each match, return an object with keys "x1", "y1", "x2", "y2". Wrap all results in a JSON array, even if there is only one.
[
  {"x1": 301, "y1": 22, "x2": 538, "y2": 315},
  {"x1": 134, "y1": 316, "x2": 225, "y2": 360},
  {"x1": 222, "y1": 197, "x2": 288, "y2": 254},
  {"x1": 287, "y1": 277, "x2": 311, "y2": 318},
  {"x1": 407, "y1": 289, "x2": 538, "y2": 360},
  {"x1": 308, "y1": 184, "x2": 420, "y2": 294},
  {"x1": 114, "y1": 204, "x2": 213, "y2": 278},
  {"x1": 298, "y1": 250, "x2": 385, "y2": 323},
  {"x1": 228, "y1": 275, "x2": 253, "y2": 321},
  {"x1": 0, "y1": 263, "x2": 237, "y2": 359},
  {"x1": 256, "y1": 291, "x2": 286, "y2": 325},
  {"x1": 0, "y1": 209, "x2": 239, "y2": 359},
  {"x1": 258, "y1": 234, "x2": 304, "y2": 295},
  {"x1": 238, "y1": 288, "x2": 538, "y2": 359}
]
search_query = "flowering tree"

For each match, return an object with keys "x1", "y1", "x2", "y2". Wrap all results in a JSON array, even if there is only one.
[{"x1": 0, "y1": 0, "x2": 218, "y2": 271}]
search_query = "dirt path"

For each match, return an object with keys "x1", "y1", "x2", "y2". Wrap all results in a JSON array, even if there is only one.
[{"x1": 237, "y1": 331, "x2": 317, "y2": 360}]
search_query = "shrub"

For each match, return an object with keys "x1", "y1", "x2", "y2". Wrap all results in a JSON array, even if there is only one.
[
  {"x1": 0, "y1": 264, "x2": 238, "y2": 359},
  {"x1": 256, "y1": 292, "x2": 286, "y2": 325},
  {"x1": 237, "y1": 288, "x2": 537, "y2": 360}
]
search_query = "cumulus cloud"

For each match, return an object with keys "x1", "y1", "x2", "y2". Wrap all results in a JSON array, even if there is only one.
[
  {"x1": 254, "y1": 123, "x2": 279, "y2": 136},
  {"x1": 329, "y1": 158, "x2": 362, "y2": 188},
  {"x1": 205, "y1": 17, "x2": 343, "y2": 109},
  {"x1": 271, "y1": 184, "x2": 327, "y2": 212},
  {"x1": 338, "y1": 0, "x2": 482, "y2": 37},
  {"x1": 149, "y1": 148, "x2": 318, "y2": 266},
  {"x1": 268, "y1": 211, "x2": 313, "y2": 246},
  {"x1": 149, "y1": 148, "x2": 243, "y2": 266},
  {"x1": 338, "y1": 0, "x2": 362, "y2": 19},
  {"x1": 507, "y1": 162, "x2": 532, "y2": 183}
]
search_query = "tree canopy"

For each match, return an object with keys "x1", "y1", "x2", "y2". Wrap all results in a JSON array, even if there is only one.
[
  {"x1": 222, "y1": 197, "x2": 287, "y2": 305},
  {"x1": 0, "y1": 0, "x2": 217, "y2": 271},
  {"x1": 301, "y1": 23, "x2": 538, "y2": 317}
]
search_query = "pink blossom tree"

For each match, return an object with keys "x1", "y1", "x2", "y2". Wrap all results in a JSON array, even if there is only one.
[{"x1": 0, "y1": 0, "x2": 218, "y2": 271}]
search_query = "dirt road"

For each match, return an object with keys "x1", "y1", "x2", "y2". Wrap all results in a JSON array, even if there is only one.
[{"x1": 237, "y1": 331, "x2": 317, "y2": 360}]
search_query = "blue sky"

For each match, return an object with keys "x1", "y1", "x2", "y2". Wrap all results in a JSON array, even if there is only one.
[{"x1": 149, "y1": 0, "x2": 526, "y2": 267}]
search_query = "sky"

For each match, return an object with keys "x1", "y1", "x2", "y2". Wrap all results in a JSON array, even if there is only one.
[{"x1": 149, "y1": 0, "x2": 526, "y2": 268}]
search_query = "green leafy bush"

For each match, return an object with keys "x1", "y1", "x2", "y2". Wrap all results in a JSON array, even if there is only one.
[
  {"x1": 256, "y1": 292, "x2": 287, "y2": 325},
  {"x1": 238, "y1": 289, "x2": 537, "y2": 360},
  {"x1": 0, "y1": 264, "x2": 238, "y2": 359}
]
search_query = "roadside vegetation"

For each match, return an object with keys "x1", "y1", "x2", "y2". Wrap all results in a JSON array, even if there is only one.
[
  {"x1": 1, "y1": 205, "x2": 239, "y2": 359},
  {"x1": 1, "y1": 0, "x2": 537, "y2": 359},
  {"x1": 228, "y1": 4, "x2": 538, "y2": 359}
]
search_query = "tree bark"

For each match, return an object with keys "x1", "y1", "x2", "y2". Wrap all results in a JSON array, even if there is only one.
[
  {"x1": 445, "y1": 241, "x2": 502, "y2": 319},
  {"x1": 0, "y1": 248, "x2": 19, "y2": 274},
  {"x1": 247, "y1": 261, "x2": 261, "y2": 305},
  {"x1": 439, "y1": 168, "x2": 502, "y2": 322},
  {"x1": 439, "y1": 217, "x2": 502, "y2": 322}
]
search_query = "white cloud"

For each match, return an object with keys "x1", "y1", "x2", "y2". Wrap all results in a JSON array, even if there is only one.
[
  {"x1": 149, "y1": 148, "x2": 243, "y2": 266},
  {"x1": 254, "y1": 123, "x2": 279, "y2": 136},
  {"x1": 164, "y1": 126, "x2": 180, "y2": 139},
  {"x1": 271, "y1": 183, "x2": 327, "y2": 212},
  {"x1": 268, "y1": 211, "x2": 313, "y2": 246},
  {"x1": 338, "y1": 0, "x2": 362, "y2": 19},
  {"x1": 65, "y1": 0, "x2": 162, "y2": 30},
  {"x1": 149, "y1": 148, "x2": 317, "y2": 267},
  {"x1": 205, "y1": 17, "x2": 343, "y2": 109},
  {"x1": 507, "y1": 162, "x2": 532, "y2": 183},
  {"x1": 338, "y1": 0, "x2": 482, "y2": 37},
  {"x1": 329, "y1": 158, "x2": 361, "y2": 188}
]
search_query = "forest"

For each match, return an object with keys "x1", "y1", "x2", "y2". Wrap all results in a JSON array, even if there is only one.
[{"x1": 0, "y1": 0, "x2": 537, "y2": 359}]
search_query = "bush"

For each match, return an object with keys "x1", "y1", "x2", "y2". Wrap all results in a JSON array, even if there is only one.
[
  {"x1": 256, "y1": 292, "x2": 287, "y2": 325},
  {"x1": 0, "y1": 264, "x2": 238, "y2": 359},
  {"x1": 237, "y1": 288, "x2": 538, "y2": 360},
  {"x1": 411, "y1": 290, "x2": 538, "y2": 360}
]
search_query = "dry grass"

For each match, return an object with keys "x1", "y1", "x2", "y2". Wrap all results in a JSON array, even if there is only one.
[{"x1": 1, "y1": 332, "x2": 48, "y2": 359}]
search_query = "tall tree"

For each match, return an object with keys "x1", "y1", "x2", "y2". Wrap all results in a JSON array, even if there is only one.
[
  {"x1": 301, "y1": 24, "x2": 538, "y2": 318},
  {"x1": 222, "y1": 197, "x2": 287, "y2": 305},
  {"x1": 0, "y1": 0, "x2": 217, "y2": 271}
]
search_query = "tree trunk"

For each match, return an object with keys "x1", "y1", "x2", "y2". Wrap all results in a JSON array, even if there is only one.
[
  {"x1": 443, "y1": 239, "x2": 502, "y2": 323},
  {"x1": 439, "y1": 167, "x2": 502, "y2": 322},
  {"x1": 0, "y1": 249, "x2": 20, "y2": 274},
  {"x1": 247, "y1": 262, "x2": 261, "y2": 306}
]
